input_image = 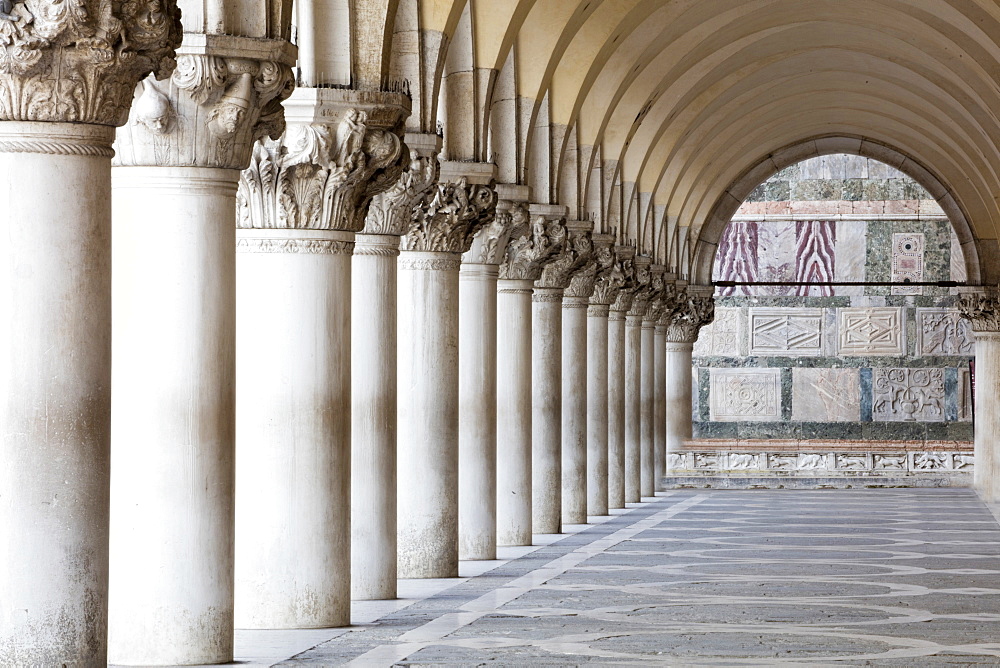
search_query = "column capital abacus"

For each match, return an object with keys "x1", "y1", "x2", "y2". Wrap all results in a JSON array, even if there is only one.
[
  {"x1": 537, "y1": 219, "x2": 595, "y2": 291},
  {"x1": 402, "y1": 176, "x2": 499, "y2": 254},
  {"x1": 0, "y1": 0, "x2": 183, "y2": 126},
  {"x1": 363, "y1": 132, "x2": 441, "y2": 236},
  {"x1": 958, "y1": 286, "x2": 1000, "y2": 334},
  {"x1": 499, "y1": 207, "x2": 566, "y2": 281},
  {"x1": 236, "y1": 88, "x2": 410, "y2": 234},
  {"x1": 663, "y1": 287, "x2": 716, "y2": 343},
  {"x1": 462, "y1": 189, "x2": 526, "y2": 265},
  {"x1": 115, "y1": 34, "x2": 297, "y2": 170}
]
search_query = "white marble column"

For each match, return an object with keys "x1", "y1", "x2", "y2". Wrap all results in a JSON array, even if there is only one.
[
  {"x1": 352, "y1": 133, "x2": 440, "y2": 600},
  {"x1": 640, "y1": 267, "x2": 666, "y2": 498},
  {"x1": 959, "y1": 291, "x2": 1000, "y2": 502},
  {"x1": 664, "y1": 289, "x2": 716, "y2": 470},
  {"x1": 233, "y1": 91, "x2": 409, "y2": 627},
  {"x1": 0, "y1": 16, "x2": 179, "y2": 667},
  {"x1": 398, "y1": 175, "x2": 497, "y2": 578},
  {"x1": 109, "y1": 42, "x2": 294, "y2": 665},
  {"x1": 625, "y1": 257, "x2": 652, "y2": 503},
  {"x1": 608, "y1": 248, "x2": 637, "y2": 510},
  {"x1": 586, "y1": 236, "x2": 623, "y2": 516},
  {"x1": 459, "y1": 191, "x2": 513, "y2": 560},
  {"x1": 562, "y1": 221, "x2": 597, "y2": 525},
  {"x1": 496, "y1": 197, "x2": 556, "y2": 546},
  {"x1": 654, "y1": 316, "x2": 669, "y2": 487}
]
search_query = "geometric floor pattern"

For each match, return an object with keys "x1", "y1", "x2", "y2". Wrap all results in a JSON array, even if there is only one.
[{"x1": 283, "y1": 489, "x2": 1000, "y2": 666}]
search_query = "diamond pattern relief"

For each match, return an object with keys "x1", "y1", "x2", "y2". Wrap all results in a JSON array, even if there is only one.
[
  {"x1": 750, "y1": 308, "x2": 823, "y2": 356},
  {"x1": 838, "y1": 307, "x2": 905, "y2": 355}
]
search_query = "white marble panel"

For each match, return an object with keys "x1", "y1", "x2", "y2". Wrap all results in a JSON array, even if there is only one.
[
  {"x1": 872, "y1": 368, "x2": 946, "y2": 422},
  {"x1": 915, "y1": 308, "x2": 974, "y2": 356},
  {"x1": 791, "y1": 368, "x2": 860, "y2": 422},
  {"x1": 891, "y1": 232, "x2": 924, "y2": 295},
  {"x1": 838, "y1": 307, "x2": 905, "y2": 355},
  {"x1": 833, "y1": 220, "x2": 866, "y2": 296},
  {"x1": 694, "y1": 307, "x2": 744, "y2": 356},
  {"x1": 749, "y1": 308, "x2": 822, "y2": 356},
  {"x1": 950, "y1": 227, "x2": 968, "y2": 283},
  {"x1": 709, "y1": 368, "x2": 781, "y2": 422},
  {"x1": 756, "y1": 221, "x2": 796, "y2": 294}
]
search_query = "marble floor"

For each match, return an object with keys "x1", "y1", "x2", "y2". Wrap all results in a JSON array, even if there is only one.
[{"x1": 234, "y1": 489, "x2": 1000, "y2": 666}]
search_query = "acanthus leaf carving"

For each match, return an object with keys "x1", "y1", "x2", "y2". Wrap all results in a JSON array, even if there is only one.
[
  {"x1": 402, "y1": 177, "x2": 499, "y2": 254},
  {"x1": 959, "y1": 287, "x2": 1000, "y2": 334},
  {"x1": 664, "y1": 291, "x2": 716, "y2": 343},
  {"x1": 626, "y1": 259, "x2": 653, "y2": 317},
  {"x1": 610, "y1": 256, "x2": 639, "y2": 312},
  {"x1": 536, "y1": 225, "x2": 594, "y2": 290},
  {"x1": 364, "y1": 147, "x2": 439, "y2": 236},
  {"x1": 0, "y1": 0, "x2": 183, "y2": 125},
  {"x1": 464, "y1": 200, "x2": 525, "y2": 265},
  {"x1": 499, "y1": 215, "x2": 566, "y2": 281}
]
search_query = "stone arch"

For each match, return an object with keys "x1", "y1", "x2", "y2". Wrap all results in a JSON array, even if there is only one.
[{"x1": 691, "y1": 135, "x2": 989, "y2": 286}]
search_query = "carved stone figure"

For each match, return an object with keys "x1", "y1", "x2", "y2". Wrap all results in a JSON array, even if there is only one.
[
  {"x1": 664, "y1": 291, "x2": 716, "y2": 343},
  {"x1": 959, "y1": 288, "x2": 1000, "y2": 333},
  {"x1": 914, "y1": 453, "x2": 948, "y2": 470},
  {"x1": 135, "y1": 82, "x2": 175, "y2": 135},
  {"x1": 499, "y1": 216, "x2": 567, "y2": 281},
  {"x1": 728, "y1": 453, "x2": 758, "y2": 469},
  {"x1": 798, "y1": 454, "x2": 827, "y2": 470},
  {"x1": 365, "y1": 145, "x2": 440, "y2": 236},
  {"x1": 403, "y1": 177, "x2": 499, "y2": 254}
]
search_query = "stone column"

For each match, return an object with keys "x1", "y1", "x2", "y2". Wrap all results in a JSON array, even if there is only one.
[
  {"x1": 0, "y1": 8, "x2": 181, "y2": 664},
  {"x1": 664, "y1": 287, "x2": 716, "y2": 468},
  {"x1": 959, "y1": 290, "x2": 1000, "y2": 502},
  {"x1": 109, "y1": 38, "x2": 295, "y2": 665},
  {"x1": 640, "y1": 267, "x2": 666, "y2": 498},
  {"x1": 562, "y1": 221, "x2": 597, "y2": 525},
  {"x1": 496, "y1": 197, "x2": 561, "y2": 546},
  {"x1": 233, "y1": 91, "x2": 409, "y2": 628},
  {"x1": 608, "y1": 248, "x2": 638, "y2": 510},
  {"x1": 398, "y1": 173, "x2": 498, "y2": 578},
  {"x1": 352, "y1": 133, "x2": 440, "y2": 600},
  {"x1": 459, "y1": 173, "x2": 515, "y2": 561},
  {"x1": 586, "y1": 237, "x2": 624, "y2": 516},
  {"x1": 625, "y1": 257, "x2": 652, "y2": 503},
  {"x1": 654, "y1": 279, "x2": 674, "y2": 487}
]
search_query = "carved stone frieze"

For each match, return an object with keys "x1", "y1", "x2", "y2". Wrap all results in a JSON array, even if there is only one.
[
  {"x1": 663, "y1": 291, "x2": 716, "y2": 343},
  {"x1": 115, "y1": 38, "x2": 297, "y2": 169},
  {"x1": 499, "y1": 216, "x2": 567, "y2": 281},
  {"x1": 364, "y1": 133, "x2": 440, "y2": 236},
  {"x1": 402, "y1": 177, "x2": 499, "y2": 254},
  {"x1": 236, "y1": 97, "x2": 407, "y2": 232},
  {"x1": 959, "y1": 287, "x2": 1000, "y2": 334},
  {"x1": 463, "y1": 199, "x2": 525, "y2": 265},
  {"x1": 0, "y1": 0, "x2": 183, "y2": 125},
  {"x1": 669, "y1": 450, "x2": 973, "y2": 475},
  {"x1": 536, "y1": 222, "x2": 594, "y2": 290}
]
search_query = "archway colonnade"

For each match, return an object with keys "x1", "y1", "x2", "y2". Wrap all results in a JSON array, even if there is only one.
[{"x1": 6, "y1": 0, "x2": 1000, "y2": 665}]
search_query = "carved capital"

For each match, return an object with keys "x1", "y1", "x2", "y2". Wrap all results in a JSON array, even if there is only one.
[
  {"x1": 402, "y1": 177, "x2": 498, "y2": 253},
  {"x1": 499, "y1": 214, "x2": 566, "y2": 281},
  {"x1": 610, "y1": 254, "x2": 639, "y2": 313},
  {"x1": 959, "y1": 287, "x2": 1000, "y2": 334},
  {"x1": 536, "y1": 222, "x2": 594, "y2": 290},
  {"x1": 588, "y1": 235, "x2": 623, "y2": 306},
  {"x1": 237, "y1": 90, "x2": 409, "y2": 232},
  {"x1": 663, "y1": 292, "x2": 716, "y2": 343},
  {"x1": 463, "y1": 198, "x2": 525, "y2": 265},
  {"x1": 0, "y1": 0, "x2": 183, "y2": 125},
  {"x1": 626, "y1": 257, "x2": 653, "y2": 316},
  {"x1": 115, "y1": 36, "x2": 296, "y2": 169},
  {"x1": 364, "y1": 132, "x2": 440, "y2": 236}
]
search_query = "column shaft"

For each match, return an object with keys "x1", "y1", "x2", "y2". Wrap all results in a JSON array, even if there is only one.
[
  {"x1": 398, "y1": 252, "x2": 461, "y2": 578},
  {"x1": 608, "y1": 313, "x2": 627, "y2": 509},
  {"x1": 351, "y1": 235, "x2": 400, "y2": 599},
  {"x1": 110, "y1": 167, "x2": 237, "y2": 664},
  {"x1": 654, "y1": 327, "x2": 667, "y2": 488},
  {"x1": 0, "y1": 124, "x2": 115, "y2": 665},
  {"x1": 624, "y1": 315, "x2": 643, "y2": 503},
  {"x1": 975, "y1": 333, "x2": 1000, "y2": 501},
  {"x1": 533, "y1": 288, "x2": 564, "y2": 534},
  {"x1": 459, "y1": 264, "x2": 499, "y2": 560},
  {"x1": 234, "y1": 229, "x2": 352, "y2": 628},
  {"x1": 562, "y1": 297, "x2": 590, "y2": 524},
  {"x1": 587, "y1": 307, "x2": 611, "y2": 516},
  {"x1": 640, "y1": 322, "x2": 655, "y2": 498},
  {"x1": 497, "y1": 280, "x2": 535, "y2": 545},
  {"x1": 666, "y1": 342, "x2": 695, "y2": 463}
]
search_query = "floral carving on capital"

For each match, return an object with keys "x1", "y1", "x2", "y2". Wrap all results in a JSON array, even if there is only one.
[
  {"x1": 364, "y1": 148, "x2": 439, "y2": 236},
  {"x1": 402, "y1": 178, "x2": 499, "y2": 254},
  {"x1": 959, "y1": 288, "x2": 1000, "y2": 334},
  {"x1": 464, "y1": 200, "x2": 526, "y2": 265},
  {"x1": 237, "y1": 111, "x2": 406, "y2": 232},
  {"x1": 610, "y1": 257, "x2": 638, "y2": 312},
  {"x1": 0, "y1": 0, "x2": 183, "y2": 125},
  {"x1": 115, "y1": 52, "x2": 295, "y2": 170},
  {"x1": 626, "y1": 261, "x2": 654, "y2": 317},
  {"x1": 664, "y1": 293, "x2": 716, "y2": 343},
  {"x1": 499, "y1": 215, "x2": 566, "y2": 280},
  {"x1": 536, "y1": 226, "x2": 595, "y2": 290}
]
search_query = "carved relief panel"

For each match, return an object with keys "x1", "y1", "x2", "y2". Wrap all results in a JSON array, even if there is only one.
[
  {"x1": 749, "y1": 308, "x2": 823, "y2": 356},
  {"x1": 872, "y1": 368, "x2": 946, "y2": 422},
  {"x1": 916, "y1": 308, "x2": 974, "y2": 356},
  {"x1": 838, "y1": 307, "x2": 905, "y2": 355},
  {"x1": 694, "y1": 307, "x2": 743, "y2": 356},
  {"x1": 709, "y1": 368, "x2": 781, "y2": 421},
  {"x1": 891, "y1": 232, "x2": 924, "y2": 295}
]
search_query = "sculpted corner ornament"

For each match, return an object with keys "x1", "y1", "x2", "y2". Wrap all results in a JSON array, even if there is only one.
[
  {"x1": 115, "y1": 51, "x2": 295, "y2": 170},
  {"x1": 236, "y1": 110, "x2": 406, "y2": 232},
  {"x1": 0, "y1": 0, "x2": 183, "y2": 125},
  {"x1": 959, "y1": 287, "x2": 1000, "y2": 333},
  {"x1": 402, "y1": 177, "x2": 499, "y2": 254},
  {"x1": 536, "y1": 225, "x2": 594, "y2": 290},
  {"x1": 500, "y1": 215, "x2": 566, "y2": 281},
  {"x1": 364, "y1": 147, "x2": 439, "y2": 236},
  {"x1": 664, "y1": 292, "x2": 716, "y2": 343}
]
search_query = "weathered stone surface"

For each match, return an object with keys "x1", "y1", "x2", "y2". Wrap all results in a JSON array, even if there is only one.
[
  {"x1": 872, "y1": 368, "x2": 946, "y2": 422},
  {"x1": 791, "y1": 368, "x2": 860, "y2": 422},
  {"x1": 709, "y1": 368, "x2": 781, "y2": 421}
]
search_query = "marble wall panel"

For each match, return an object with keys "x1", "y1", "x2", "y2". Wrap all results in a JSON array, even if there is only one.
[
  {"x1": 795, "y1": 221, "x2": 836, "y2": 297},
  {"x1": 693, "y1": 307, "x2": 744, "y2": 356},
  {"x1": 833, "y1": 220, "x2": 866, "y2": 296},
  {"x1": 756, "y1": 221, "x2": 796, "y2": 295},
  {"x1": 872, "y1": 368, "x2": 946, "y2": 422},
  {"x1": 791, "y1": 368, "x2": 861, "y2": 421},
  {"x1": 950, "y1": 227, "x2": 968, "y2": 283},
  {"x1": 715, "y1": 221, "x2": 758, "y2": 296},
  {"x1": 891, "y1": 232, "x2": 924, "y2": 295},
  {"x1": 915, "y1": 308, "x2": 974, "y2": 356},
  {"x1": 749, "y1": 308, "x2": 823, "y2": 356},
  {"x1": 838, "y1": 307, "x2": 905, "y2": 355},
  {"x1": 958, "y1": 367, "x2": 972, "y2": 422},
  {"x1": 709, "y1": 368, "x2": 781, "y2": 422}
]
